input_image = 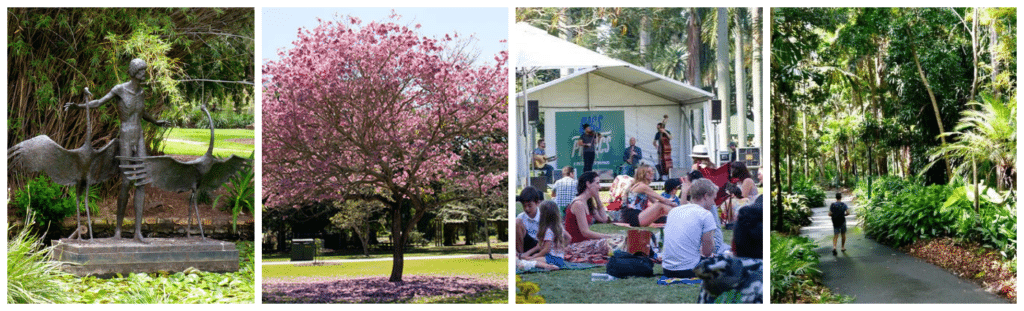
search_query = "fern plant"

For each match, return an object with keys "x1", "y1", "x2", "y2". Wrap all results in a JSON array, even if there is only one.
[{"x1": 214, "y1": 152, "x2": 254, "y2": 233}]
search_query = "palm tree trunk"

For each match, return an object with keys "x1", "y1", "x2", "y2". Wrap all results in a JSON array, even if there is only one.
[
  {"x1": 734, "y1": 9, "x2": 746, "y2": 147},
  {"x1": 750, "y1": 7, "x2": 762, "y2": 147},
  {"x1": 909, "y1": 38, "x2": 952, "y2": 180},
  {"x1": 716, "y1": 8, "x2": 730, "y2": 150},
  {"x1": 686, "y1": 8, "x2": 703, "y2": 88}
]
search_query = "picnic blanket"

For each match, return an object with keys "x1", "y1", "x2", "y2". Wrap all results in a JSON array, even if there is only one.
[
  {"x1": 658, "y1": 276, "x2": 702, "y2": 285},
  {"x1": 611, "y1": 222, "x2": 665, "y2": 229},
  {"x1": 564, "y1": 236, "x2": 625, "y2": 265},
  {"x1": 515, "y1": 262, "x2": 600, "y2": 274}
]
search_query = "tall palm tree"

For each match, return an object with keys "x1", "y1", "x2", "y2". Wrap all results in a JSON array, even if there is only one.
[{"x1": 924, "y1": 93, "x2": 1016, "y2": 198}]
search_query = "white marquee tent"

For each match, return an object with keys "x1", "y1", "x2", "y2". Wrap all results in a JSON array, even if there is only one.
[{"x1": 515, "y1": 23, "x2": 720, "y2": 187}]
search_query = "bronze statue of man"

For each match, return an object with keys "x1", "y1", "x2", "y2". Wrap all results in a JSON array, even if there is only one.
[{"x1": 66, "y1": 58, "x2": 166, "y2": 242}]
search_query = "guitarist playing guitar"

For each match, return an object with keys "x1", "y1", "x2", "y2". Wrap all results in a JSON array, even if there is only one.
[{"x1": 533, "y1": 139, "x2": 557, "y2": 183}]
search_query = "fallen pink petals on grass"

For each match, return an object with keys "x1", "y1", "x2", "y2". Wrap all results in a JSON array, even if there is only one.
[{"x1": 262, "y1": 276, "x2": 506, "y2": 303}]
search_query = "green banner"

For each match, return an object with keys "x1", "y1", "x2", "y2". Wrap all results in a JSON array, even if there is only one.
[{"x1": 554, "y1": 111, "x2": 625, "y2": 173}]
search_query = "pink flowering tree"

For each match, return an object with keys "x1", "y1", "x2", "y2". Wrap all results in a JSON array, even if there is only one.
[{"x1": 262, "y1": 14, "x2": 508, "y2": 282}]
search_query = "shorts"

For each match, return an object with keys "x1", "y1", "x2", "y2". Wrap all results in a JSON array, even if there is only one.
[
  {"x1": 622, "y1": 208, "x2": 641, "y2": 227},
  {"x1": 523, "y1": 234, "x2": 538, "y2": 251},
  {"x1": 545, "y1": 253, "x2": 566, "y2": 268},
  {"x1": 663, "y1": 268, "x2": 696, "y2": 279},
  {"x1": 833, "y1": 225, "x2": 847, "y2": 234}
]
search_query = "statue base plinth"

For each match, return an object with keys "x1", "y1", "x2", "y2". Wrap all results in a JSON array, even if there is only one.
[{"x1": 52, "y1": 237, "x2": 238, "y2": 277}]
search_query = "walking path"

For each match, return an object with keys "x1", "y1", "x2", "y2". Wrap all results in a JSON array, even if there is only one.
[
  {"x1": 261, "y1": 254, "x2": 483, "y2": 266},
  {"x1": 799, "y1": 191, "x2": 1006, "y2": 303}
]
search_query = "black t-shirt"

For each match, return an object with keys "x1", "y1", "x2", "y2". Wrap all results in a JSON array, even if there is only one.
[{"x1": 829, "y1": 202, "x2": 848, "y2": 227}]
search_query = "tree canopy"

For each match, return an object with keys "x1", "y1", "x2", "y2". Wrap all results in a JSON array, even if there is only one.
[
  {"x1": 770, "y1": 7, "x2": 1016, "y2": 200},
  {"x1": 262, "y1": 13, "x2": 508, "y2": 282}
]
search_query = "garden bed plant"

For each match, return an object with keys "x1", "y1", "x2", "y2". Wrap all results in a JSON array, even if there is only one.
[{"x1": 769, "y1": 232, "x2": 852, "y2": 303}]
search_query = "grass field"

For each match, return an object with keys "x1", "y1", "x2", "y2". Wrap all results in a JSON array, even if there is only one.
[
  {"x1": 263, "y1": 243, "x2": 509, "y2": 262},
  {"x1": 517, "y1": 213, "x2": 734, "y2": 304},
  {"x1": 263, "y1": 257, "x2": 507, "y2": 281},
  {"x1": 160, "y1": 128, "x2": 254, "y2": 157}
]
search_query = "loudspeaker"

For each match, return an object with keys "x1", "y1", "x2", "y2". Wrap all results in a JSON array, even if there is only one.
[
  {"x1": 528, "y1": 100, "x2": 539, "y2": 122},
  {"x1": 711, "y1": 99, "x2": 722, "y2": 123}
]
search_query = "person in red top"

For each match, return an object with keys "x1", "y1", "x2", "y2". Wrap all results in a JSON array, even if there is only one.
[{"x1": 565, "y1": 171, "x2": 612, "y2": 243}]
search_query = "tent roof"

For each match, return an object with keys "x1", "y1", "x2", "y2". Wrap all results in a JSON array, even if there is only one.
[
  {"x1": 517, "y1": 64, "x2": 715, "y2": 106},
  {"x1": 515, "y1": 22, "x2": 626, "y2": 70},
  {"x1": 514, "y1": 22, "x2": 713, "y2": 106}
]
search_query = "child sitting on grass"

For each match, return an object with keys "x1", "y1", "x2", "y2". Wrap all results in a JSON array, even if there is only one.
[{"x1": 521, "y1": 201, "x2": 568, "y2": 268}]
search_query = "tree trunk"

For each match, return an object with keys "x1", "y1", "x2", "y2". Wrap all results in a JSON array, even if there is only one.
[
  {"x1": 484, "y1": 221, "x2": 493, "y2": 260},
  {"x1": 716, "y1": 8, "x2": 731, "y2": 150},
  {"x1": 908, "y1": 36, "x2": 952, "y2": 180},
  {"x1": 970, "y1": 8, "x2": 978, "y2": 100},
  {"x1": 989, "y1": 16, "x2": 999, "y2": 97},
  {"x1": 355, "y1": 226, "x2": 370, "y2": 257},
  {"x1": 750, "y1": 7, "x2": 762, "y2": 147},
  {"x1": 639, "y1": 11, "x2": 653, "y2": 70},
  {"x1": 388, "y1": 206, "x2": 405, "y2": 282},
  {"x1": 734, "y1": 10, "x2": 746, "y2": 147},
  {"x1": 772, "y1": 127, "x2": 782, "y2": 228},
  {"x1": 686, "y1": 8, "x2": 703, "y2": 88}
]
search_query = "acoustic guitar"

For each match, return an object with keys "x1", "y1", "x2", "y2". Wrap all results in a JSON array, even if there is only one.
[{"x1": 533, "y1": 155, "x2": 557, "y2": 169}]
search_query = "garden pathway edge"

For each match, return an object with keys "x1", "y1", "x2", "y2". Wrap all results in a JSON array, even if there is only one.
[{"x1": 798, "y1": 191, "x2": 1006, "y2": 303}]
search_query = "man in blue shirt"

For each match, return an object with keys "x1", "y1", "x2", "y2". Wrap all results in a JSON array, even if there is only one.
[
  {"x1": 532, "y1": 139, "x2": 555, "y2": 183},
  {"x1": 622, "y1": 137, "x2": 643, "y2": 176}
]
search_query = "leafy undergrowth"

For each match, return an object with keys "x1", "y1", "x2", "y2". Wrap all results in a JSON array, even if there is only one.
[
  {"x1": 905, "y1": 238, "x2": 1016, "y2": 302},
  {"x1": 262, "y1": 276, "x2": 506, "y2": 303},
  {"x1": 770, "y1": 233, "x2": 853, "y2": 304},
  {"x1": 61, "y1": 241, "x2": 255, "y2": 303}
]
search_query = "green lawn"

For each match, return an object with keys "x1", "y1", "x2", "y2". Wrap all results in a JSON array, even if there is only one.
[
  {"x1": 159, "y1": 128, "x2": 254, "y2": 157},
  {"x1": 519, "y1": 266, "x2": 701, "y2": 303},
  {"x1": 262, "y1": 242, "x2": 509, "y2": 262},
  {"x1": 517, "y1": 216, "x2": 734, "y2": 304},
  {"x1": 263, "y1": 257, "x2": 507, "y2": 281}
]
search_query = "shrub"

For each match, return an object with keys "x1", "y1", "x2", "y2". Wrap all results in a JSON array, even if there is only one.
[
  {"x1": 10, "y1": 175, "x2": 80, "y2": 228},
  {"x1": 7, "y1": 219, "x2": 70, "y2": 304},
  {"x1": 214, "y1": 152, "x2": 254, "y2": 234},
  {"x1": 770, "y1": 233, "x2": 852, "y2": 303},
  {"x1": 858, "y1": 177, "x2": 1016, "y2": 258},
  {"x1": 771, "y1": 191, "x2": 813, "y2": 235},
  {"x1": 515, "y1": 275, "x2": 545, "y2": 304},
  {"x1": 791, "y1": 178, "x2": 826, "y2": 208}
]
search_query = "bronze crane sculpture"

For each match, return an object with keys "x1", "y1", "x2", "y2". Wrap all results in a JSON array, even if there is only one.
[
  {"x1": 119, "y1": 105, "x2": 250, "y2": 238},
  {"x1": 8, "y1": 88, "x2": 120, "y2": 240}
]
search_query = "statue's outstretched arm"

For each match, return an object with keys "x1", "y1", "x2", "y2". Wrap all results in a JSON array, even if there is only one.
[{"x1": 65, "y1": 86, "x2": 116, "y2": 110}]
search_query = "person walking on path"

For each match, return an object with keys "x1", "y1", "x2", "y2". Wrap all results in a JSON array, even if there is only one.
[{"x1": 829, "y1": 192, "x2": 849, "y2": 255}]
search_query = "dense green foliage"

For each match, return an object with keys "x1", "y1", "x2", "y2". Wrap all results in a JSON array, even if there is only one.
[
  {"x1": 214, "y1": 152, "x2": 254, "y2": 233},
  {"x1": 61, "y1": 241, "x2": 254, "y2": 303},
  {"x1": 7, "y1": 221, "x2": 70, "y2": 304},
  {"x1": 770, "y1": 8, "x2": 1017, "y2": 220},
  {"x1": 791, "y1": 178, "x2": 826, "y2": 208},
  {"x1": 9, "y1": 176, "x2": 83, "y2": 229},
  {"x1": 857, "y1": 177, "x2": 1017, "y2": 258},
  {"x1": 8, "y1": 228, "x2": 253, "y2": 304},
  {"x1": 8, "y1": 8, "x2": 254, "y2": 160},
  {"x1": 770, "y1": 191, "x2": 812, "y2": 235},
  {"x1": 770, "y1": 233, "x2": 852, "y2": 303}
]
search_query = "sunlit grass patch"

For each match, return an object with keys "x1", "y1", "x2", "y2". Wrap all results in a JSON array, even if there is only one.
[{"x1": 159, "y1": 128, "x2": 253, "y2": 157}]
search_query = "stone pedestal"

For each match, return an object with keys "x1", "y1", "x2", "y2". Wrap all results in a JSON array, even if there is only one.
[{"x1": 52, "y1": 237, "x2": 238, "y2": 277}]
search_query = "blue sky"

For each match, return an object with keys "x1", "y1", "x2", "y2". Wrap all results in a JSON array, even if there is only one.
[{"x1": 262, "y1": 7, "x2": 508, "y2": 65}]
